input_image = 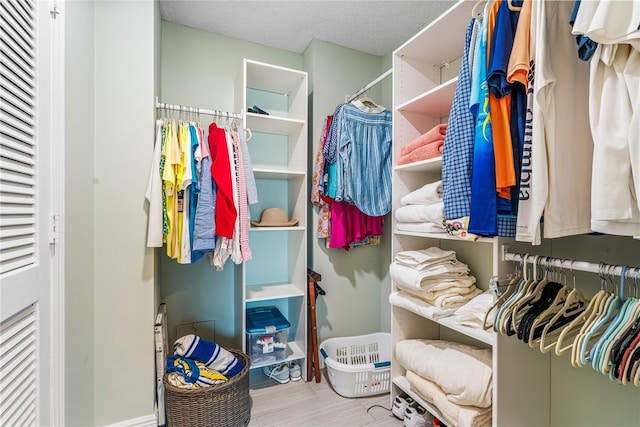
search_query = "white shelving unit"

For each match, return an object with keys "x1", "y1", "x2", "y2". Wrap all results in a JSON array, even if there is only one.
[
  {"x1": 236, "y1": 59, "x2": 309, "y2": 379},
  {"x1": 390, "y1": 1, "x2": 549, "y2": 425}
]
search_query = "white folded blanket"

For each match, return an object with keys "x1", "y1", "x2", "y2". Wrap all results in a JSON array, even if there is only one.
[
  {"x1": 394, "y1": 247, "x2": 457, "y2": 268},
  {"x1": 400, "y1": 180, "x2": 443, "y2": 206},
  {"x1": 395, "y1": 203, "x2": 444, "y2": 224},
  {"x1": 389, "y1": 291, "x2": 457, "y2": 320},
  {"x1": 390, "y1": 261, "x2": 469, "y2": 291},
  {"x1": 401, "y1": 284, "x2": 482, "y2": 309},
  {"x1": 406, "y1": 370, "x2": 492, "y2": 427},
  {"x1": 396, "y1": 222, "x2": 446, "y2": 234},
  {"x1": 396, "y1": 339, "x2": 493, "y2": 408},
  {"x1": 396, "y1": 275, "x2": 476, "y2": 295},
  {"x1": 454, "y1": 290, "x2": 496, "y2": 329}
]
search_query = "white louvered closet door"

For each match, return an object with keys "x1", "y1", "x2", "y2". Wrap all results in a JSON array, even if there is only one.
[{"x1": 1, "y1": 0, "x2": 56, "y2": 426}]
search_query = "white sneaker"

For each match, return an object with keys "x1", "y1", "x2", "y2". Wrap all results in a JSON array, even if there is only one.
[
  {"x1": 392, "y1": 394, "x2": 416, "y2": 420},
  {"x1": 404, "y1": 405, "x2": 432, "y2": 427},
  {"x1": 288, "y1": 361, "x2": 302, "y2": 381},
  {"x1": 262, "y1": 363, "x2": 290, "y2": 384}
]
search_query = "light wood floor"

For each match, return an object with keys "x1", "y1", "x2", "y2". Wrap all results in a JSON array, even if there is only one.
[{"x1": 248, "y1": 368, "x2": 405, "y2": 427}]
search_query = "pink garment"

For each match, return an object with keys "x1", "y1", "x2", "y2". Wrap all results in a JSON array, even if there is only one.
[
  {"x1": 233, "y1": 131, "x2": 251, "y2": 261},
  {"x1": 397, "y1": 140, "x2": 444, "y2": 165},
  {"x1": 400, "y1": 123, "x2": 447, "y2": 156},
  {"x1": 329, "y1": 201, "x2": 383, "y2": 249}
]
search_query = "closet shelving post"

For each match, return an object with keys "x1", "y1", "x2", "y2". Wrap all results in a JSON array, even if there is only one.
[
  {"x1": 235, "y1": 59, "x2": 309, "y2": 379},
  {"x1": 390, "y1": 1, "x2": 549, "y2": 425}
]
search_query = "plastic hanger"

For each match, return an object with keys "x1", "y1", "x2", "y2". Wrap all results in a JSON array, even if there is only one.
[
  {"x1": 557, "y1": 289, "x2": 605, "y2": 357},
  {"x1": 484, "y1": 271, "x2": 520, "y2": 330},
  {"x1": 507, "y1": 0, "x2": 522, "y2": 12},
  {"x1": 509, "y1": 257, "x2": 551, "y2": 335},
  {"x1": 571, "y1": 263, "x2": 618, "y2": 366},
  {"x1": 495, "y1": 255, "x2": 534, "y2": 334},
  {"x1": 539, "y1": 265, "x2": 588, "y2": 353},
  {"x1": 590, "y1": 266, "x2": 632, "y2": 372},
  {"x1": 356, "y1": 96, "x2": 379, "y2": 108},
  {"x1": 471, "y1": 0, "x2": 487, "y2": 20}
]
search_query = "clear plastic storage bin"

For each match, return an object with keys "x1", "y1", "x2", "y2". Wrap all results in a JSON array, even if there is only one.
[{"x1": 246, "y1": 306, "x2": 290, "y2": 364}]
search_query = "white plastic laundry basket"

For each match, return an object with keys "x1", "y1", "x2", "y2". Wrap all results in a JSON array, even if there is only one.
[{"x1": 319, "y1": 332, "x2": 391, "y2": 398}]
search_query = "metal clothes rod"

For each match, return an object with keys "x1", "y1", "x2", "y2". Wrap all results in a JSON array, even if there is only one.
[
  {"x1": 502, "y1": 248, "x2": 640, "y2": 279},
  {"x1": 155, "y1": 96, "x2": 242, "y2": 120},
  {"x1": 346, "y1": 68, "x2": 392, "y2": 103}
]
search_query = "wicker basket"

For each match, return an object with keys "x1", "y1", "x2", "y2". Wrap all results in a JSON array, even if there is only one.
[{"x1": 163, "y1": 350, "x2": 251, "y2": 427}]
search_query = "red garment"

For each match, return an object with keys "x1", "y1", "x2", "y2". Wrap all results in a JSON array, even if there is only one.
[{"x1": 208, "y1": 123, "x2": 237, "y2": 239}]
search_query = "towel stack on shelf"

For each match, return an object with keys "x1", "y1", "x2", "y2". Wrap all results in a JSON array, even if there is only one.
[
  {"x1": 397, "y1": 123, "x2": 447, "y2": 165},
  {"x1": 395, "y1": 180, "x2": 446, "y2": 234},
  {"x1": 390, "y1": 247, "x2": 482, "y2": 311}
]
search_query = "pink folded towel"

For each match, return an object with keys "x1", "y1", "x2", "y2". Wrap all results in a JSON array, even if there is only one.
[
  {"x1": 400, "y1": 124, "x2": 447, "y2": 156},
  {"x1": 397, "y1": 139, "x2": 444, "y2": 165}
]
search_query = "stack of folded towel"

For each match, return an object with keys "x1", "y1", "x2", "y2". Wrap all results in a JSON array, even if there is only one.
[
  {"x1": 166, "y1": 334, "x2": 245, "y2": 389},
  {"x1": 390, "y1": 247, "x2": 482, "y2": 310},
  {"x1": 396, "y1": 339, "x2": 492, "y2": 427},
  {"x1": 395, "y1": 180, "x2": 446, "y2": 234},
  {"x1": 397, "y1": 123, "x2": 447, "y2": 165}
]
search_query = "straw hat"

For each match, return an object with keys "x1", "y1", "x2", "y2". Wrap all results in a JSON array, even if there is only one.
[{"x1": 251, "y1": 208, "x2": 298, "y2": 227}]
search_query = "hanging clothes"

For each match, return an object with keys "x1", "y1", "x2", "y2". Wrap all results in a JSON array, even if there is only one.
[
  {"x1": 312, "y1": 100, "x2": 390, "y2": 250},
  {"x1": 520, "y1": 0, "x2": 593, "y2": 241},
  {"x1": 572, "y1": 0, "x2": 640, "y2": 236},
  {"x1": 145, "y1": 111, "x2": 256, "y2": 269}
]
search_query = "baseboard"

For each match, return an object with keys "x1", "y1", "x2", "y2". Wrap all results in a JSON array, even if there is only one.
[{"x1": 104, "y1": 413, "x2": 157, "y2": 427}]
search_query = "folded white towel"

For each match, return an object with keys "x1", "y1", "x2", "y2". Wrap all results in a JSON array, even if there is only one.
[
  {"x1": 396, "y1": 339, "x2": 493, "y2": 408},
  {"x1": 401, "y1": 275, "x2": 477, "y2": 293},
  {"x1": 426, "y1": 287, "x2": 482, "y2": 309},
  {"x1": 401, "y1": 285, "x2": 481, "y2": 309},
  {"x1": 406, "y1": 370, "x2": 492, "y2": 427},
  {"x1": 394, "y1": 247, "x2": 457, "y2": 267},
  {"x1": 390, "y1": 261, "x2": 469, "y2": 290},
  {"x1": 396, "y1": 221, "x2": 446, "y2": 234},
  {"x1": 399, "y1": 277, "x2": 476, "y2": 300},
  {"x1": 389, "y1": 291, "x2": 457, "y2": 320},
  {"x1": 400, "y1": 180, "x2": 443, "y2": 206},
  {"x1": 453, "y1": 290, "x2": 496, "y2": 329},
  {"x1": 395, "y1": 202, "x2": 444, "y2": 224}
]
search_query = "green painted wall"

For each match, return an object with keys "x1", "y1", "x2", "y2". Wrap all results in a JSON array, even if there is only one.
[
  {"x1": 93, "y1": 1, "x2": 157, "y2": 424},
  {"x1": 64, "y1": 1, "x2": 95, "y2": 424},
  {"x1": 303, "y1": 39, "x2": 391, "y2": 343}
]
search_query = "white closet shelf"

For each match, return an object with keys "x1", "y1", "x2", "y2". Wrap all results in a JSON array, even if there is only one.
[
  {"x1": 396, "y1": 77, "x2": 457, "y2": 117},
  {"x1": 245, "y1": 283, "x2": 305, "y2": 302},
  {"x1": 390, "y1": 301, "x2": 495, "y2": 346},
  {"x1": 394, "y1": 157, "x2": 442, "y2": 173},
  {"x1": 393, "y1": 230, "x2": 495, "y2": 244},
  {"x1": 252, "y1": 167, "x2": 306, "y2": 180},
  {"x1": 246, "y1": 112, "x2": 305, "y2": 135},
  {"x1": 246, "y1": 60, "x2": 306, "y2": 95},
  {"x1": 394, "y1": 0, "x2": 473, "y2": 63},
  {"x1": 249, "y1": 225, "x2": 305, "y2": 233},
  {"x1": 393, "y1": 376, "x2": 449, "y2": 424},
  {"x1": 248, "y1": 341, "x2": 306, "y2": 371}
]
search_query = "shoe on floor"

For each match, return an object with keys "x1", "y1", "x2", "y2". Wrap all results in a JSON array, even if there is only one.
[
  {"x1": 404, "y1": 405, "x2": 432, "y2": 427},
  {"x1": 288, "y1": 361, "x2": 302, "y2": 381},
  {"x1": 392, "y1": 394, "x2": 416, "y2": 420},
  {"x1": 262, "y1": 363, "x2": 290, "y2": 384}
]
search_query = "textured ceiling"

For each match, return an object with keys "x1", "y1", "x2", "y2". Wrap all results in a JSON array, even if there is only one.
[{"x1": 159, "y1": 0, "x2": 455, "y2": 57}]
